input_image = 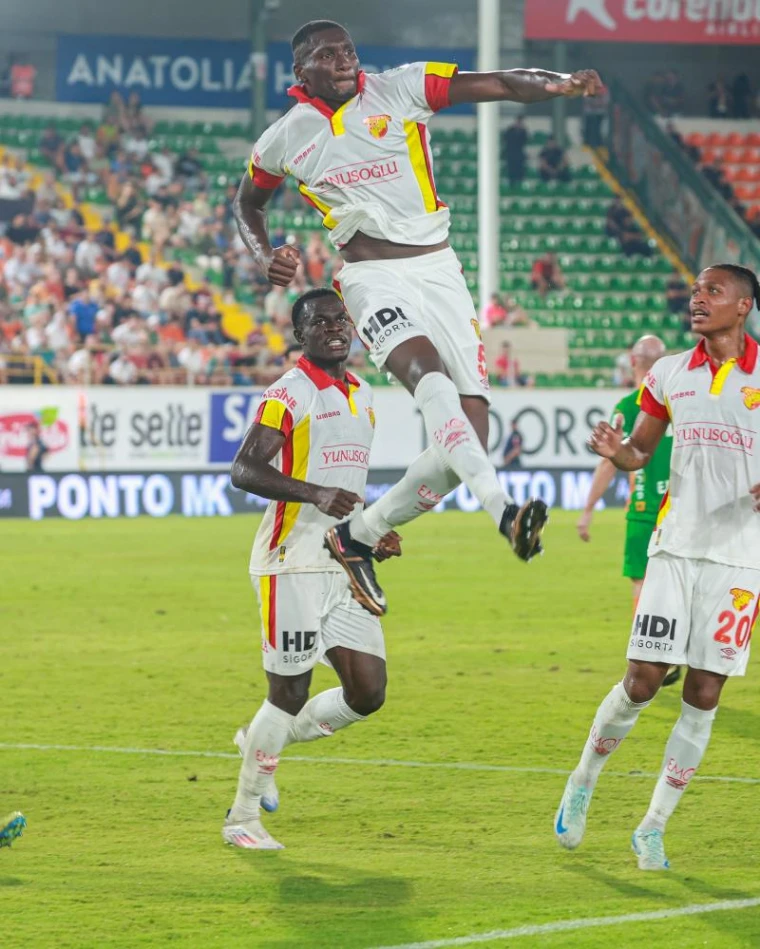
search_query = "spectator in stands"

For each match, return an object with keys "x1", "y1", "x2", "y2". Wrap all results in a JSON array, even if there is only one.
[
  {"x1": 494, "y1": 341, "x2": 527, "y2": 387},
  {"x1": 666, "y1": 271, "x2": 690, "y2": 315},
  {"x1": 582, "y1": 84, "x2": 609, "y2": 147},
  {"x1": 708, "y1": 76, "x2": 731, "y2": 118},
  {"x1": 502, "y1": 419, "x2": 524, "y2": 469},
  {"x1": 77, "y1": 123, "x2": 97, "y2": 163},
  {"x1": 124, "y1": 125, "x2": 150, "y2": 162},
  {"x1": 605, "y1": 198, "x2": 652, "y2": 257},
  {"x1": 660, "y1": 71, "x2": 685, "y2": 117},
  {"x1": 501, "y1": 116, "x2": 528, "y2": 188},
  {"x1": 732, "y1": 73, "x2": 752, "y2": 119},
  {"x1": 538, "y1": 137, "x2": 570, "y2": 183},
  {"x1": 102, "y1": 91, "x2": 126, "y2": 129},
  {"x1": 103, "y1": 349, "x2": 138, "y2": 385},
  {"x1": 25, "y1": 419, "x2": 48, "y2": 472},
  {"x1": 115, "y1": 180, "x2": 144, "y2": 232},
  {"x1": 39, "y1": 123, "x2": 64, "y2": 169},
  {"x1": 175, "y1": 148, "x2": 204, "y2": 189},
  {"x1": 124, "y1": 91, "x2": 151, "y2": 134},
  {"x1": 643, "y1": 72, "x2": 666, "y2": 115},
  {"x1": 482, "y1": 293, "x2": 508, "y2": 328},
  {"x1": 531, "y1": 252, "x2": 566, "y2": 296},
  {"x1": 69, "y1": 289, "x2": 99, "y2": 339}
]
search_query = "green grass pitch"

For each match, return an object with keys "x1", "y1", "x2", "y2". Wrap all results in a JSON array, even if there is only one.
[{"x1": 2, "y1": 510, "x2": 760, "y2": 948}]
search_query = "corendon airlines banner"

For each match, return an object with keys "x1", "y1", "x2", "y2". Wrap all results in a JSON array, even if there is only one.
[{"x1": 524, "y1": 0, "x2": 760, "y2": 44}]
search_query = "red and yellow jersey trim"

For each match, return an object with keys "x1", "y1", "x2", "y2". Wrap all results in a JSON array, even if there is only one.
[
  {"x1": 298, "y1": 183, "x2": 337, "y2": 230},
  {"x1": 640, "y1": 386, "x2": 669, "y2": 421},
  {"x1": 254, "y1": 399, "x2": 294, "y2": 438},
  {"x1": 248, "y1": 158, "x2": 285, "y2": 190},
  {"x1": 259, "y1": 575, "x2": 277, "y2": 647},
  {"x1": 424, "y1": 62, "x2": 458, "y2": 112},
  {"x1": 268, "y1": 415, "x2": 311, "y2": 552},
  {"x1": 404, "y1": 120, "x2": 445, "y2": 214}
]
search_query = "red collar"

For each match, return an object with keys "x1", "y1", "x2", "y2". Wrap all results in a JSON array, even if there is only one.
[
  {"x1": 287, "y1": 71, "x2": 366, "y2": 119},
  {"x1": 296, "y1": 356, "x2": 359, "y2": 397},
  {"x1": 687, "y1": 334, "x2": 758, "y2": 374}
]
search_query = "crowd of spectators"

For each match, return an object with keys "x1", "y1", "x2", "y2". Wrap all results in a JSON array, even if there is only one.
[
  {"x1": 644, "y1": 71, "x2": 758, "y2": 120},
  {"x1": 0, "y1": 94, "x2": 360, "y2": 386},
  {"x1": 500, "y1": 120, "x2": 572, "y2": 188}
]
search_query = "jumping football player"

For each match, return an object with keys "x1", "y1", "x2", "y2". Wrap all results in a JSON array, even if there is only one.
[
  {"x1": 577, "y1": 334, "x2": 679, "y2": 687},
  {"x1": 555, "y1": 265, "x2": 760, "y2": 870},
  {"x1": 233, "y1": 19, "x2": 603, "y2": 615},
  {"x1": 223, "y1": 289, "x2": 400, "y2": 850},
  {"x1": 0, "y1": 811, "x2": 26, "y2": 847}
]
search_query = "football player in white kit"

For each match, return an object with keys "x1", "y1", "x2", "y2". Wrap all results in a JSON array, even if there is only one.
[
  {"x1": 233, "y1": 19, "x2": 603, "y2": 616},
  {"x1": 222, "y1": 288, "x2": 401, "y2": 850},
  {"x1": 554, "y1": 265, "x2": 760, "y2": 870}
]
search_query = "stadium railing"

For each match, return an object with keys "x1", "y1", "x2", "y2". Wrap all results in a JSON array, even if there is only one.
[{"x1": 606, "y1": 79, "x2": 760, "y2": 279}]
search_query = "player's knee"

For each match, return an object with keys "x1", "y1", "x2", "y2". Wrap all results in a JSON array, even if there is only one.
[
  {"x1": 346, "y1": 683, "x2": 386, "y2": 717},
  {"x1": 623, "y1": 668, "x2": 660, "y2": 704},
  {"x1": 268, "y1": 676, "x2": 310, "y2": 715},
  {"x1": 683, "y1": 676, "x2": 722, "y2": 711}
]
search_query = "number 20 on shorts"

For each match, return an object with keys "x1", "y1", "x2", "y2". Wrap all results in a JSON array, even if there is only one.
[{"x1": 713, "y1": 610, "x2": 754, "y2": 649}]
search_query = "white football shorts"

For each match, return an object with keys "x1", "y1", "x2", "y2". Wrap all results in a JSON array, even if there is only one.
[
  {"x1": 335, "y1": 247, "x2": 491, "y2": 402},
  {"x1": 627, "y1": 553, "x2": 760, "y2": 676},
  {"x1": 252, "y1": 571, "x2": 386, "y2": 676}
]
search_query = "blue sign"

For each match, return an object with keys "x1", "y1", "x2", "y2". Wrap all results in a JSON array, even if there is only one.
[
  {"x1": 209, "y1": 392, "x2": 262, "y2": 464},
  {"x1": 56, "y1": 34, "x2": 475, "y2": 111}
]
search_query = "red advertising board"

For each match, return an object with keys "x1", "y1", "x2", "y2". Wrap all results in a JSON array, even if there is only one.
[{"x1": 524, "y1": 0, "x2": 760, "y2": 44}]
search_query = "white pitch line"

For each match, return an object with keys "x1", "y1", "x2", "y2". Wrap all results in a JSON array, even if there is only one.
[
  {"x1": 1, "y1": 742, "x2": 759, "y2": 785},
  {"x1": 367, "y1": 897, "x2": 760, "y2": 949}
]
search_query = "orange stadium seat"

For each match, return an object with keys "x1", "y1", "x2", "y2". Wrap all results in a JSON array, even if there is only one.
[
  {"x1": 705, "y1": 131, "x2": 728, "y2": 147},
  {"x1": 733, "y1": 184, "x2": 756, "y2": 202},
  {"x1": 741, "y1": 147, "x2": 760, "y2": 164},
  {"x1": 700, "y1": 147, "x2": 720, "y2": 163},
  {"x1": 736, "y1": 167, "x2": 760, "y2": 183},
  {"x1": 686, "y1": 132, "x2": 706, "y2": 147},
  {"x1": 722, "y1": 166, "x2": 742, "y2": 182},
  {"x1": 723, "y1": 147, "x2": 746, "y2": 165},
  {"x1": 725, "y1": 132, "x2": 746, "y2": 147},
  {"x1": 745, "y1": 132, "x2": 760, "y2": 147}
]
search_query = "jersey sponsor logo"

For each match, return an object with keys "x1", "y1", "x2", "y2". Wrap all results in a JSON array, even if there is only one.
[
  {"x1": 363, "y1": 114, "x2": 392, "y2": 139},
  {"x1": 323, "y1": 158, "x2": 402, "y2": 189},
  {"x1": 281, "y1": 630, "x2": 317, "y2": 654},
  {"x1": 730, "y1": 587, "x2": 755, "y2": 611},
  {"x1": 644, "y1": 371, "x2": 657, "y2": 390},
  {"x1": 0, "y1": 410, "x2": 69, "y2": 459},
  {"x1": 434, "y1": 418, "x2": 471, "y2": 453},
  {"x1": 630, "y1": 612, "x2": 676, "y2": 654},
  {"x1": 720, "y1": 645, "x2": 738, "y2": 660},
  {"x1": 664, "y1": 757, "x2": 696, "y2": 792},
  {"x1": 319, "y1": 444, "x2": 371, "y2": 469},
  {"x1": 293, "y1": 142, "x2": 316, "y2": 166},
  {"x1": 674, "y1": 422, "x2": 755, "y2": 454},
  {"x1": 741, "y1": 386, "x2": 760, "y2": 410},
  {"x1": 315, "y1": 410, "x2": 341, "y2": 421},
  {"x1": 361, "y1": 305, "x2": 413, "y2": 346},
  {"x1": 262, "y1": 386, "x2": 297, "y2": 411},
  {"x1": 670, "y1": 389, "x2": 695, "y2": 401}
]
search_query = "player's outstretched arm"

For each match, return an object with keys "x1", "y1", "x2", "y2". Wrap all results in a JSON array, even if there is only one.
[
  {"x1": 448, "y1": 68, "x2": 602, "y2": 106},
  {"x1": 231, "y1": 422, "x2": 362, "y2": 517},
  {"x1": 588, "y1": 412, "x2": 668, "y2": 472},
  {"x1": 233, "y1": 173, "x2": 300, "y2": 287}
]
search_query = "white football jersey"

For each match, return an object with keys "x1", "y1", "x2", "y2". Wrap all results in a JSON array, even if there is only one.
[
  {"x1": 248, "y1": 63, "x2": 458, "y2": 249},
  {"x1": 248, "y1": 356, "x2": 375, "y2": 575},
  {"x1": 641, "y1": 334, "x2": 760, "y2": 569}
]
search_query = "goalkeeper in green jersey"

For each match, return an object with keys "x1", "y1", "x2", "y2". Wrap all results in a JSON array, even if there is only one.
[{"x1": 577, "y1": 335, "x2": 679, "y2": 686}]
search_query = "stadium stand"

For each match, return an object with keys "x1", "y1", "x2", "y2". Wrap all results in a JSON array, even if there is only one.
[{"x1": 0, "y1": 106, "x2": 694, "y2": 388}]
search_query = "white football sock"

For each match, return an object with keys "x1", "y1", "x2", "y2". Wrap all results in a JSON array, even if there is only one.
[
  {"x1": 638, "y1": 700, "x2": 716, "y2": 833},
  {"x1": 230, "y1": 700, "x2": 294, "y2": 822},
  {"x1": 572, "y1": 681, "x2": 651, "y2": 791},
  {"x1": 413, "y1": 372, "x2": 513, "y2": 525},
  {"x1": 285, "y1": 687, "x2": 366, "y2": 745},
  {"x1": 349, "y1": 446, "x2": 461, "y2": 547}
]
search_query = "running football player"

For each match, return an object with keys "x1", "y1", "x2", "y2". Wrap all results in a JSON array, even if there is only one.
[
  {"x1": 222, "y1": 289, "x2": 400, "y2": 850},
  {"x1": 233, "y1": 19, "x2": 603, "y2": 615},
  {"x1": 555, "y1": 265, "x2": 760, "y2": 870}
]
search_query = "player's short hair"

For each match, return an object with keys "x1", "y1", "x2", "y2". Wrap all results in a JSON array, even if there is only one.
[
  {"x1": 291, "y1": 288, "x2": 342, "y2": 332},
  {"x1": 291, "y1": 20, "x2": 348, "y2": 62},
  {"x1": 710, "y1": 263, "x2": 760, "y2": 309}
]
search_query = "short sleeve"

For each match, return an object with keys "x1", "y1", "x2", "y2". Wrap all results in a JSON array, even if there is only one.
[
  {"x1": 248, "y1": 121, "x2": 286, "y2": 189},
  {"x1": 377, "y1": 62, "x2": 459, "y2": 121},
  {"x1": 254, "y1": 374, "x2": 310, "y2": 437},
  {"x1": 641, "y1": 366, "x2": 670, "y2": 420}
]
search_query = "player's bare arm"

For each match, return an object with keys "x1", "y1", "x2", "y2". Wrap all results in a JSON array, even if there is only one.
[
  {"x1": 231, "y1": 423, "x2": 362, "y2": 517},
  {"x1": 588, "y1": 411, "x2": 668, "y2": 471},
  {"x1": 448, "y1": 68, "x2": 602, "y2": 106},
  {"x1": 577, "y1": 457, "x2": 617, "y2": 542},
  {"x1": 233, "y1": 174, "x2": 300, "y2": 286}
]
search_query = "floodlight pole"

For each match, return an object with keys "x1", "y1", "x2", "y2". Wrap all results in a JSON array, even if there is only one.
[
  {"x1": 477, "y1": 0, "x2": 500, "y2": 317},
  {"x1": 250, "y1": 0, "x2": 269, "y2": 138}
]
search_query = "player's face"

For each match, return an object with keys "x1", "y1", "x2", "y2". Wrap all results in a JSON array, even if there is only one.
[
  {"x1": 299, "y1": 299, "x2": 353, "y2": 366},
  {"x1": 294, "y1": 29, "x2": 359, "y2": 104},
  {"x1": 689, "y1": 269, "x2": 751, "y2": 335}
]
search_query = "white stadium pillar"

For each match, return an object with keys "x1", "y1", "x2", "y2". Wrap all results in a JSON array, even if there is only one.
[{"x1": 477, "y1": 0, "x2": 500, "y2": 316}]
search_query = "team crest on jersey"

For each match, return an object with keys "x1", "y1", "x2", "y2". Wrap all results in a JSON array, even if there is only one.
[
  {"x1": 740, "y1": 386, "x2": 760, "y2": 410},
  {"x1": 366, "y1": 406, "x2": 376, "y2": 428},
  {"x1": 730, "y1": 588, "x2": 755, "y2": 611},
  {"x1": 364, "y1": 114, "x2": 391, "y2": 139}
]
